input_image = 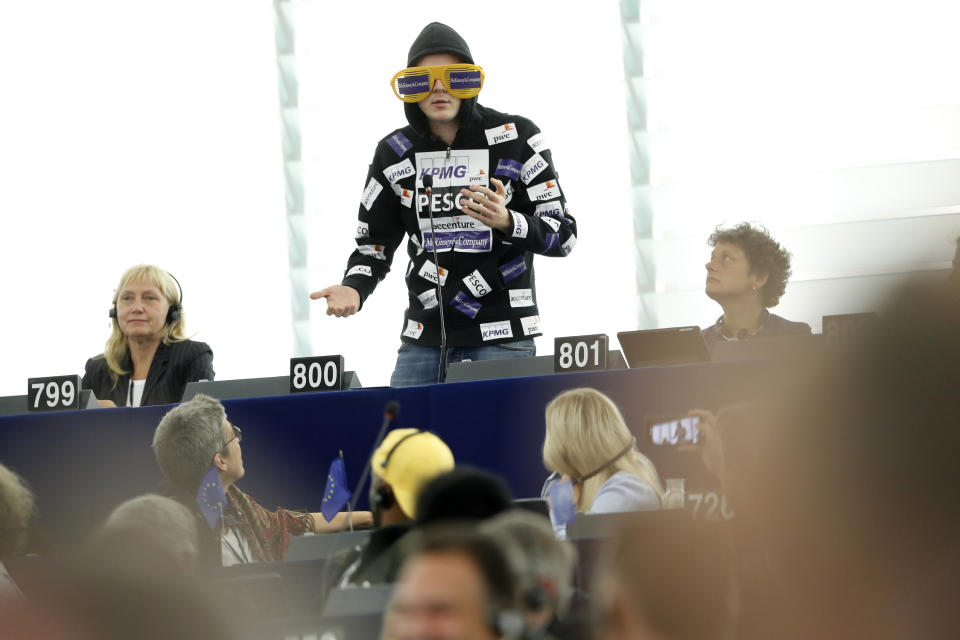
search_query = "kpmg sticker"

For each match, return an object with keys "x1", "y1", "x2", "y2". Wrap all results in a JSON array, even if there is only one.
[
  {"x1": 527, "y1": 179, "x2": 561, "y2": 202},
  {"x1": 494, "y1": 158, "x2": 523, "y2": 181},
  {"x1": 383, "y1": 158, "x2": 415, "y2": 185},
  {"x1": 402, "y1": 319, "x2": 424, "y2": 339},
  {"x1": 451, "y1": 291, "x2": 482, "y2": 319},
  {"x1": 346, "y1": 265, "x2": 372, "y2": 277},
  {"x1": 521, "y1": 315, "x2": 541, "y2": 336},
  {"x1": 417, "y1": 288, "x2": 439, "y2": 310},
  {"x1": 509, "y1": 289, "x2": 534, "y2": 308},
  {"x1": 463, "y1": 270, "x2": 492, "y2": 298},
  {"x1": 534, "y1": 200, "x2": 564, "y2": 219},
  {"x1": 357, "y1": 244, "x2": 386, "y2": 260},
  {"x1": 480, "y1": 319, "x2": 514, "y2": 341},
  {"x1": 527, "y1": 132, "x2": 549, "y2": 154},
  {"x1": 520, "y1": 153, "x2": 548, "y2": 185},
  {"x1": 418, "y1": 259, "x2": 448, "y2": 285},
  {"x1": 361, "y1": 177, "x2": 383, "y2": 211},
  {"x1": 485, "y1": 123, "x2": 518, "y2": 146},
  {"x1": 416, "y1": 149, "x2": 489, "y2": 189},
  {"x1": 499, "y1": 256, "x2": 527, "y2": 283},
  {"x1": 387, "y1": 131, "x2": 413, "y2": 157},
  {"x1": 511, "y1": 212, "x2": 529, "y2": 239}
]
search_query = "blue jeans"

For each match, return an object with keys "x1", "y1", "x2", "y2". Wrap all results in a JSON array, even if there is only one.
[{"x1": 389, "y1": 339, "x2": 537, "y2": 387}]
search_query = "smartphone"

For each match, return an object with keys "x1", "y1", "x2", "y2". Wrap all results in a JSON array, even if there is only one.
[{"x1": 646, "y1": 415, "x2": 701, "y2": 446}]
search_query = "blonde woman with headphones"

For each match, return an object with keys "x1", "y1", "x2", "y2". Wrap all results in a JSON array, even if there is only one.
[
  {"x1": 82, "y1": 265, "x2": 214, "y2": 407},
  {"x1": 542, "y1": 388, "x2": 662, "y2": 534}
]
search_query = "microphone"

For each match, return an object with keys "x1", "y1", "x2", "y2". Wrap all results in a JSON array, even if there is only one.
[
  {"x1": 421, "y1": 174, "x2": 448, "y2": 383},
  {"x1": 348, "y1": 401, "x2": 401, "y2": 513}
]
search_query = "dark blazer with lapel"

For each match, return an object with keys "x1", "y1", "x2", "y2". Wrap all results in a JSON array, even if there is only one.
[{"x1": 81, "y1": 339, "x2": 215, "y2": 406}]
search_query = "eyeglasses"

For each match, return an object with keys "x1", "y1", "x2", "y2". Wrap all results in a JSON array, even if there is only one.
[
  {"x1": 221, "y1": 424, "x2": 242, "y2": 450},
  {"x1": 390, "y1": 64, "x2": 485, "y2": 103}
]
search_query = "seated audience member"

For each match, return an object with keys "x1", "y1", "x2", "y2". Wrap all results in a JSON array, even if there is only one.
[
  {"x1": 152, "y1": 394, "x2": 370, "y2": 566},
  {"x1": 382, "y1": 525, "x2": 529, "y2": 640},
  {"x1": 593, "y1": 515, "x2": 737, "y2": 640},
  {"x1": 481, "y1": 510, "x2": 584, "y2": 640},
  {"x1": 84, "y1": 494, "x2": 201, "y2": 576},
  {"x1": 0, "y1": 463, "x2": 35, "y2": 600},
  {"x1": 701, "y1": 223, "x2": 810, "y2": 350},
  {"x1": 326, "y1": 428, "x2": 455, "y2": 591},
  {"x1": 82, "y1": 264, "x2": 214, "y2": 407},
  {"x1": 416, "y1": 466, "x2": 514, "y2": 525},
  {"x1": 742, "y1": 280, "x2": 960, "y2": 640},
  {"x1": 542, "y1": 388, "x2": 662, "y2": 533}
]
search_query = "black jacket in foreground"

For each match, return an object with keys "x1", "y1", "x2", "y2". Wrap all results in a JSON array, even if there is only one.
[
  {"x1": 341, "y1": 101, "x2": 578, "y2": 348},
  {"x1": 81, "y1": 339, "x2": 214, "y2": 406}
]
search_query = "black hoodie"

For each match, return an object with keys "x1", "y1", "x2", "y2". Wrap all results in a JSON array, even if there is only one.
[{"x1": 341, "y1": 23, "x2": 578, "y2": 348}]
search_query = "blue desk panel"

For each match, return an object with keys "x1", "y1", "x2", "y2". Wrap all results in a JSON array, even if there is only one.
[{"x1": 0, "y1": 359, "x2": 801, "y2": 547}]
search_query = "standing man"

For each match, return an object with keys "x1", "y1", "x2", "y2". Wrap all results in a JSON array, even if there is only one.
[{"x1": 310, "y1": 22, "x2": 577, "y2": 386}]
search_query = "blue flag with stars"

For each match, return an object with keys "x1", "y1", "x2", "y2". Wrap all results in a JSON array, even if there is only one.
[
  {"x1": 321, "y1": 456, "x2": 351, "y2": 523},
  {"x1": 196, "y1": 465, "x2": 226, "y2": 530}
]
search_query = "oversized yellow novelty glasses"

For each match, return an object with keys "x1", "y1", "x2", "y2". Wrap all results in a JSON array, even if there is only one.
[{"x1": 390, "y1": 64, "x2": 485, "y2": 102}]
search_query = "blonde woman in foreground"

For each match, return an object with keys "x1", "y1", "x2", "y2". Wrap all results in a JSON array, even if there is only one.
[{"x1": 542, "y1": 388, "x2": 662, "y2": 535}]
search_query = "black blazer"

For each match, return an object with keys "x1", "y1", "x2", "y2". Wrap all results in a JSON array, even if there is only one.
[{"x1": 81, "y1": 339, "x2": 215, "y2": 407}]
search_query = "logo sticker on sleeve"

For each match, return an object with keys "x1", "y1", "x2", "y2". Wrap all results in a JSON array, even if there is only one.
[
  {"x1": 520, "y1": 315, "x2": 541, "y2": 336},
  {"x1": 510, "y1": 211, "x2": 529, "y2": 239},
  {"x1": 534, "y1": 200, "x2": 564, "y2": 220},
  {"x1": 402, "y1": 319, "x2": 424, "y2": 339},
  {"x1": 526, "y1": 179, "x2": 561, "y2": 202},
  {"x1": 387, "y1": 132, "x2": 413, "y2": 157},
  {"x1": 480, "y1": 320, "x2": 514, "y2": 341},
  {"x1": 346, "y1": 265, "x2": 372, "y2": 278},
  {"x1": 361, "y1": 177, "x2": 383, "y2": 211},
  {"x1": 498, "y1": 256, "x2": 527, "y2": 283},
  {"x1": 494, "y1": 158, "x2": 522, "y2": 182},
  {"x1": 541, "y1": 215, "x2": 561, "y2": 232},
  {"x1": 520, "y1": 154, "x2": 548, "y2": 185},
  {"x1": 561, "y1": 234, "x2": 577, "y2": 256},
  {"x1": 451, "y1": 291, "x2": 482, "y2": 319},
  {"x1": 527, "y1": 132, "x2": 549, "y2": 154},
  {"x1": 399, "y1": 187, "x2": 413, "y2": 208},
  {"x1": 357, "y1": 244, "x2": 386, "y2": 260},
  {"x1": 542, "y1": 233, "x2": 559, "y2": 253},
  {"x1": 418, "y1": 259, "x2": 448, "y2": 285},
  {"x1": 355, "y1": 221, "x2": 369, "y2": 239},
  {"x1": 417, "y1": 288, "x2": 439, "y2": 310},
  {"x1": 509, "y1": 289, "x2": 534, "y2": 308},
  {"x1": 463, "y1": 269, "x2": 492, "y2": 298},
  {"x1": 485, "y1": 123, "x2": 518, "y2": 146},
  {"x1": 383, "y1": 158, "x2": 415, "y2": 185}
]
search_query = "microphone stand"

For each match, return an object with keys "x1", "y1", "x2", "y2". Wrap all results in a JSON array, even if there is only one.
[
  {"x1": 347, "y1": 401, "x2": 400, "y2": 515},
  {"x1": 422, "y1": 175, "x2": 448, "y2": 384}
]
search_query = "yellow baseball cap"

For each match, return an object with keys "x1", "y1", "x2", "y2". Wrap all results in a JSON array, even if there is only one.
[{"x1": 372, "y1": 428, "x2": 455, "y2": 518}]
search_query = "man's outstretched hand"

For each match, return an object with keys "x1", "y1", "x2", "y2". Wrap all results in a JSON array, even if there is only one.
[{"x1": 310, "y1": 285, "x2": 360, "y2": 318}]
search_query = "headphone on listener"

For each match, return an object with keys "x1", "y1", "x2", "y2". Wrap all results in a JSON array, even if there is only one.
[
  {"x1": 109, "y1": 271, "x2": 184, "y2": 326},
  {"x1": 371, "y1": 429, "x2": 434, "y2": 512}
]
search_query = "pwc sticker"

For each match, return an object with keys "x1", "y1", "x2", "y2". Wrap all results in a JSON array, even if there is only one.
[
  {"x1": 485, "y1": 122, "x2": 518, "y2": 146},
  {"x1": 418, "y1": 259, "x2": 448, "y2": 285},
  {"x1": 527, "y1": 179, "x2": 561, "y2": 202},
  {"x1": 402, "y1": 319, "x2": 424, "y2": 339},
  {"x1": 358, "y1": 244, "x2": 387, "y2": 260}
]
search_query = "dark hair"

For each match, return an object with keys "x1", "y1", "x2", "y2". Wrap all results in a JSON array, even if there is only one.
[
  {"x1": 708, "y1": 223, "x2": 792, "y2": 307},
  {"x1": 403, "y1": 525, "x2": 518, "y2": 615},
  {"x1": 415, "y1": 466, "x2": 513, "y2": 525}
]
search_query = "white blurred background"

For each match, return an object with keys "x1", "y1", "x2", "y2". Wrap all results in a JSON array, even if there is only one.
[{"x1": 0, "y1": 0, "x2": 957, "y2": 397}]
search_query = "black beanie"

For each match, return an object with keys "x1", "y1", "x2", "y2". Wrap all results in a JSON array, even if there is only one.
[{"x1": 407, "y1": 22, "x2": 474, "y2": 66}]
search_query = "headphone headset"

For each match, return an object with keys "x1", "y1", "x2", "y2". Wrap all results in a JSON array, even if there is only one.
[
  {"x1": 371, "y1": 429, "x2": 434, "y2": 513},
  {"x1": 109, "y1": 270, "x2": 184, "y2": 326}
]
